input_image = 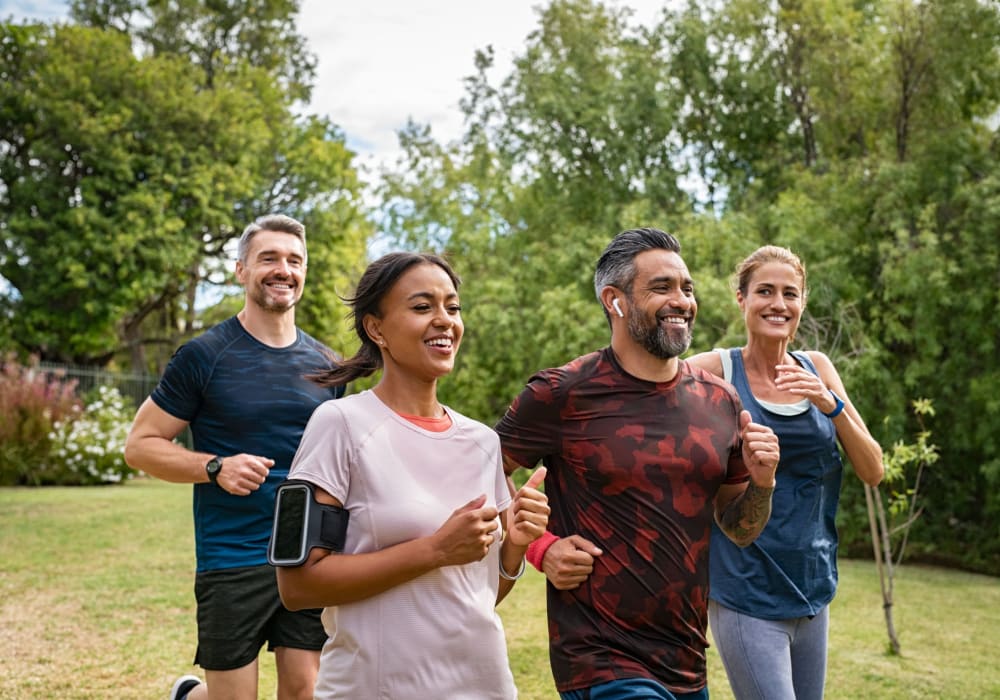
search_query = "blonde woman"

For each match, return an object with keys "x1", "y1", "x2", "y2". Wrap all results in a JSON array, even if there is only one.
[{"x1": 688, "y1": 245, "x2": 883, "y2": 700}]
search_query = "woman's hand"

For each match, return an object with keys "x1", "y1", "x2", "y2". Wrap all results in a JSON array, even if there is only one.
[
  {"x1": 775, "y1": 362, "x2": 839, "y2": 414},
  {"x1": 505, "y1": 467, "x2": 549, "y2": 547},
  {"x1": 431, "y1": 495, "x2": 499, "y2": 566}
]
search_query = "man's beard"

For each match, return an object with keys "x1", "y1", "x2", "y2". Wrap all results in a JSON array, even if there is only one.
[
  {"x1": 627, "y1": 307, "x2": 692, "y2": 360},
  {"x1": 249, "y1": 283, "x2": 299, "y2": 313}
]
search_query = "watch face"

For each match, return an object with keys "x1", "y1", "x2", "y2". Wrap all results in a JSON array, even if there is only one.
[{"x1": 206, "y1": 457, "x2": 223, "y2": 483}]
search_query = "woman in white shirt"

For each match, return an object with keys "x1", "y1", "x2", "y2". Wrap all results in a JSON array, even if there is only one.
[{"x1": 277, "y1": 252, "x2": 549, "y2": 699}]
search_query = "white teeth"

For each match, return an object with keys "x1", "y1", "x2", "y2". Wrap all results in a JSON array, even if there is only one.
[
  {"x1": 764, "y1": 315, "x2": 786, "y2": 322},
  {"x1": 426, "y1": 339, "x2": 452, "y2": 347},
  {"x1": 664, "y1": 317, "x2": 687, "y2": 325}
]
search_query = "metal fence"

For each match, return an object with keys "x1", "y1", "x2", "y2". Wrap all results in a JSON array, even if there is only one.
[
  {"x1": 36, "y1": 362, "x2": 195, "y2": 448},
  {"x1": 37, "y1": 362, "x2": 159, "y2": 410}
]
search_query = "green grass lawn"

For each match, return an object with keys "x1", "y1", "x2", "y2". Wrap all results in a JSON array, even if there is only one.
[{"x1": 1, "y1": 478, "x2": 998, "y2": 699}]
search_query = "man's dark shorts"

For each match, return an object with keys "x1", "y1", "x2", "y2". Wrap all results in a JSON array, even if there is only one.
[{"x1": 194, "y1": 564, "x2": 326, "y2": 670}]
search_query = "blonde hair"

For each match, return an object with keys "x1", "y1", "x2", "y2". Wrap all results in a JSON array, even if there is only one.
[{"x1": 735, "y1": 245, "x2": 808, "y2": 304}]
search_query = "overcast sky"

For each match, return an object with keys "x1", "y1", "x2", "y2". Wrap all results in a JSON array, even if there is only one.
[
  {"x1": 3, "y1": 0, "x2": 667, "y2": 178},
  {"x1": 298, "y1": 0, "x2": 667, "y2": 176}
]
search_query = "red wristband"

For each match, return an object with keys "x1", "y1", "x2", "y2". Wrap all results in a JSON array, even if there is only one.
[{"x1": 526, "y1": 531, "x2": 559, "y2": 571}]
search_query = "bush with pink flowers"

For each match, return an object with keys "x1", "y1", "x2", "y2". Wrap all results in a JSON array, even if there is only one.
[{"x1": 0, "y1": 356, "x2": 134, "y2": 485}]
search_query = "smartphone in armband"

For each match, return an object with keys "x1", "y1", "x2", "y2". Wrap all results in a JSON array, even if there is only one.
[{"x1": 268, "y1": 480, "x2": 349, "y2": 567}]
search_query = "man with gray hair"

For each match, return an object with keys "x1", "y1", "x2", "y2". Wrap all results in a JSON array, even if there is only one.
[
  {"x1": 496, "y1": 227, "x2": 780, "y2": 699},
  {"x1": 125, "y1": 214, "x2": 343, "y2": 700}
]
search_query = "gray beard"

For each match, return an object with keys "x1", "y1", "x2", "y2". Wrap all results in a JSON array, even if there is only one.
[{"x1": 628, "y1": 311, "x2": 692, "y2": 360}]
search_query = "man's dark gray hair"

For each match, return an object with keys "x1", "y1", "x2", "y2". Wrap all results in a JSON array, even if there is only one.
[
  {"x1": 237, "y1": 214, "x2": 307, "y2": 263},
  {"x1": 593, "y1": 227, "x2": 682, "y2": 301}
]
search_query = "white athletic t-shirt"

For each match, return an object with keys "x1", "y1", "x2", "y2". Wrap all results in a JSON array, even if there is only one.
[{"x1": 289, "y1": 390, "x2": 517, "y2": 699}]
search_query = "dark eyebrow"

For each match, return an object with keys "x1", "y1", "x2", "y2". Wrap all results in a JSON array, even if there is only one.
[
  {"x1": 648, "y1": 273, "x2": 694, "y2": 287},
  {"x1": 406, "y1": 291, "x2": 459, "y2": 302}
]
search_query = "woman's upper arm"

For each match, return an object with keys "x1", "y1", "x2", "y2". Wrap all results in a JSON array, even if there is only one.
[{"x1": 686, "y1": 350, "x2": 724, "y2": 378}]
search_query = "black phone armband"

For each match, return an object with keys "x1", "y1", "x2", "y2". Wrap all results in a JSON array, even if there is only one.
[{"x1": 267, "y1": 479, "x2": 349, "y2": 567}]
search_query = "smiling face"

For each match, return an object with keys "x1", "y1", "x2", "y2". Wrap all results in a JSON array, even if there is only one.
[
  {"x1": 737, "y1": 261, "x2": 805, "y2": 341},
  {"x1": 623, "y1": 249, "x2": 697, "y2": 360},
  {"x1": 366, "y1": 262, "x2": 464, "y2": 382},
  {"x1": 236, "y1": 230, "x2": 307, "y2": 314}
]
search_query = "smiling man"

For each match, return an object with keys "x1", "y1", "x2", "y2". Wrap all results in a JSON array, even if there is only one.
[
  {"x1": 124, "y1": 214, "x2": 344, "y2": 700},
  {"x1": 495, "y1": 227, "x2": 781, "y2": 700}
]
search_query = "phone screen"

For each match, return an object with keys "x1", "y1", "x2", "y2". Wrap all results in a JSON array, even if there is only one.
[{"x1": 272, "y1": 485, "x2": 309, "y2": 564}]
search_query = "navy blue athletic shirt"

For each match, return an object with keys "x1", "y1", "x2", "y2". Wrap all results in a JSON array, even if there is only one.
[{"x1": 152, "y1": 316, "x2": 343, "y2": 572}]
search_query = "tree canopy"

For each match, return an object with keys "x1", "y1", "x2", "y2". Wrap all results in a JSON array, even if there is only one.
[
  {"x1": 1, "y1": 1, "x2": 370, "y2": 368},
  {"x1": 377, "y1": 0, "x2": 1000, "y2": 574}
]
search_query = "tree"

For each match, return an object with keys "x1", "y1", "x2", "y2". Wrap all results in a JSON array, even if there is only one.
[
  {"x1": 2, "y1": 2, "x2": 372, "y2": 370},
  {"x1": 70, "y1": 0, "x2": 316, "y2": 100},
  {"x1": 866, "y1": 398, "x2": 939, "y2": 654},
  {"x1": 379, "y1": 0, "x2": 700, "y2": 420},
  {"x1": 374, "y1": 0, "x2": 1000, "y2": 574},
  {"x1": 0, "y1": 23, "x2": 260, "y2": 364}
]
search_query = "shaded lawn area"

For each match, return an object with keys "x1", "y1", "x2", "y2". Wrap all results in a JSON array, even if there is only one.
[{"x1": 1, "y1": 478, "x2": 997, "y2": 698}]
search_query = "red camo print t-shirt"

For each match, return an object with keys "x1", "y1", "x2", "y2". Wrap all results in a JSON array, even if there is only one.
[{"x1": 496, "y1": 348, "x2": 748, "y2": 694}]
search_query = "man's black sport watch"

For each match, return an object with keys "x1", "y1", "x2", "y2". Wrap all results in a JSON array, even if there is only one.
[{"x1": 206, "y1": 456, "x2": 224, "y2": 485}]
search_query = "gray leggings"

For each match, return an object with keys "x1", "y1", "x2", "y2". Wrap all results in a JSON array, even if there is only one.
[{"x1": 708, "y1": 600, "x2": 828, "y2": 700}]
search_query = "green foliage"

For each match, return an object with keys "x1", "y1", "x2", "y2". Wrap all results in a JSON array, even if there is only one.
[
  {"x1": 1, "y1": 4, "x2": 372, "y2": 370},
  {"x1": 0, "y1": 23, "x2": 259, "y2": 363},
  {"x1": 882, "y1": 399, "x2": 937, "y2": 491},
  {"x1": 0, "y1": 355, "x2": 82, "y2": 485},
  {"x1": 877, "y1": 400, "x2": 939, "y2": 559},
  {"x1": 373, "y1": 0, "x2": 1000, "y2": 573},
  {"x1": 71, "y1": 0, "x2": 317, "y2": 101},
  {"x1": 379, "y1": 1, "x2": 696, "y2": 423}
]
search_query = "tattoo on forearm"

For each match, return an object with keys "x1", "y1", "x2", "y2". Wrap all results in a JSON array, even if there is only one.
[{"x1": 719, "y1": 482, "x2": 774, "y2": 547}]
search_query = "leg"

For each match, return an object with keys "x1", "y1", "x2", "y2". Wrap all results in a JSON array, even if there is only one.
[
  {"x1": 182, "y1": 661, "x2": 259, "y2": 700},
  {"x1": 274, "y1": 646, "x2": 320, "y2": 700},
  {"x1": 191, "y1": 566, "x2": 279, "y2": 700},
  {"x1": 789, "y1": 605, "x2": 829, "y2": 700},
  {"x1": 266, "y1": 591, "x2": 326, "y2": 700},
  {"x1": 708, "y1": 600, "x2": 795, "y2": 700}
]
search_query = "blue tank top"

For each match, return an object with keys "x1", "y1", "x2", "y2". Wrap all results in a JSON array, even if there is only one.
[{"x1": 709, "y1": 348, "x2": 843, "y2": 619}]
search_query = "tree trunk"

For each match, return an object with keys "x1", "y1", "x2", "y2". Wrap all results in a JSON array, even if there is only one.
[{"x1": 866, "y1": 484, "x2": 901, "y2": 655}]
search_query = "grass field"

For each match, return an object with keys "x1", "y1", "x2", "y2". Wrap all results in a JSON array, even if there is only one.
[{"x1": 1, "y1": 478, "x2": 998, "y2": 699}]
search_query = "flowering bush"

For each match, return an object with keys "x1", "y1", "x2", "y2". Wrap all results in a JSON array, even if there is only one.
[
  {"x1": 0, "y1": 355, "x2": 137, "y2": 486},
  {"x1": 47, "y1": 386, "x2": 135, "y2": 485},
  {"x1": 0, "y1": 355, "x2": 82, "y2": 485}
]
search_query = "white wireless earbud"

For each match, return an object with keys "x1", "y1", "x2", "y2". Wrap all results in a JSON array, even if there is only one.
[{"x1": 612, "y1": 298, "x2": 624, "y2": 318}]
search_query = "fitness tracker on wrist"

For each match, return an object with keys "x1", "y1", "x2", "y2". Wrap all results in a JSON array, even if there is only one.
[
  {"x1": 205, "y1": 456, "x2": 224, "y2": 485},
  {"x1": 823, "y1": 391, "x2": 846, "y2": 419}
]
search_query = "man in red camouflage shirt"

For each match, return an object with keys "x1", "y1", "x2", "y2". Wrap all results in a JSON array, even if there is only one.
[{"x1": 496, "y1": 228, "x2": 780, "y2": 700}]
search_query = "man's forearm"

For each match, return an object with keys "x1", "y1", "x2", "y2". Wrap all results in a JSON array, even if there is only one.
[{"x1": 717, "y1": 481, "x2": 774, "y2": 547}]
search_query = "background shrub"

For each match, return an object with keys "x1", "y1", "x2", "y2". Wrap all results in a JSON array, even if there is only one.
[
  {"x1": 0, "y1": 356, "x2": 134, "y2": 485},
  {"x1": 0, "y1": 355, "x2": 82, "y2": 485},
  {"x1": 45, "y1": 385, "x2": 135, "y2": 485}
]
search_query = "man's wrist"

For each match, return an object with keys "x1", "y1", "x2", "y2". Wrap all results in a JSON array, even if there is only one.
[
  {"x1": 526, "y1": 530, "x2": 559, "y2": 571},
  {"x1": 747, "y1": 478, "x2": 775, "y2": 494},
  {"x1": 205, "y1": 455, "x2": 224, "y2": 485}
]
